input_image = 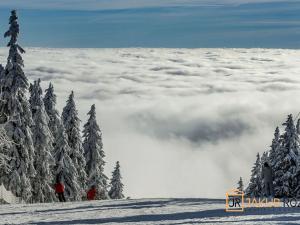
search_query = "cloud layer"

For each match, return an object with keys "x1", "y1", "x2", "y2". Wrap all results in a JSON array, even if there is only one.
[{"x1": 0, "y1": 47, "x2": 299, "y2": 198}]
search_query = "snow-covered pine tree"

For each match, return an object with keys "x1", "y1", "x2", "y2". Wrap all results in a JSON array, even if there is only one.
[
  {"x1": 43, "y1": 83, "x2": 61, "y2": 148},
  {"x1": 54, "y1": 122, "x2": 81, "y2": 201},
  {"x1": 237, "y1": 177, "x2": 244, "y2": 193},
  {"x1": 29, "y1": 79, "x2": 43, "y2": 117},
  {"x1": 62, "y1": 91, "x2": 86, "y2": 198},
  {"x1": 109, "y1": 161, "x2": 124, "y2": 199},
  {"x1": 269, "y1": 127, "x2": 280, "y2": 169},
  {"x1": 260, "y1": 151, "x2": 270, "y2": 195},
  {"x1": 246, "y1": 153, "x2": 262, "y2": 197},
  {"x1": 83, "y1": 104, "x2": 109, "y2": 199},
  {"x1": 0, "y1": 10, "x2": 35, "y2": 202},
  {"x1": 274, "y1": 115, "x2": 299, "y2": 197},
  {"x1": 29, "y1": 79, "x2": 56, "y2": 203}
]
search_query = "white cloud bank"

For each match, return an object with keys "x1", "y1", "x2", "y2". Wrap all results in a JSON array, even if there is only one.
[
  {"x1": 0, "y1": 48, "x2": 299, "y2": 198},
  {"x1": 0, "y1": 0, "x2": 293, "y2": 10}
]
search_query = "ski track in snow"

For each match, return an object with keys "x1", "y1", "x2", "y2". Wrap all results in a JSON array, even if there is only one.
[
  {"x1": 1, "y1": 198, "x2": 300, "y2": 224},
  {"x1": 0, "y1": 48, "x2": 300, "y2": 199}
]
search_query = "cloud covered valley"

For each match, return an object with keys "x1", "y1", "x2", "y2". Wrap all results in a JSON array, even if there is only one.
[{"x1": 1, "y1": 48, "x2": 300, "y2": 198}]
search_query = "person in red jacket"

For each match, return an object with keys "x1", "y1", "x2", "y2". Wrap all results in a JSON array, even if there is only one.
[
  {"x1": 55, "y1": 177, "x2": 66, "y2": 202},
  {"x1": 87, "y1": 185, "x2": 97, "y2": 200}
]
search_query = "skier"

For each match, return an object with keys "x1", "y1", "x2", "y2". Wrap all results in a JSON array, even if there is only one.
[
  {"x1": 262, "y1": 162, "x2": 274, "y2": 197},
  {"x1": 87, "y1": 185, "x2": 96, "y2": 201},
  {"x1": 55, "y1": 177, "x2": 66, "y2": 202}
]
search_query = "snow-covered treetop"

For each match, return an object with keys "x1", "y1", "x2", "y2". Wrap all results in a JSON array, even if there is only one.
[
  {"x1": 5, "y1": 10, "x2": 19, "y2": 47},
  {"x1": 83, "y1": 104, "x2": 104, "y2": 159},
  {"x1": 109, "y1": 161, "x2": 124, "y2": 199},
  {"x1": 44, "y1": 83, "x2": 57, "y2": 114},
  {"x1": 29, "y1": 79, "x2": 44, "y2": 116},
  {"x1": 237, "y1": 177, "x2": 244, "y2": 192},
  {"x1": 281, "y1": 114, "x2": 299, "y2": 157},
  {"x1": 4, "y1": 10, "x2": 25, "y2": 65},
  {"x1": 62, "y1": 91, "x2": 80, "y2": 133}
]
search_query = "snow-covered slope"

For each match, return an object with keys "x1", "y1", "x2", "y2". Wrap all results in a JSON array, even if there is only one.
[{"x1": 1, "y1": 198, "x2": 300, "y2": 224}]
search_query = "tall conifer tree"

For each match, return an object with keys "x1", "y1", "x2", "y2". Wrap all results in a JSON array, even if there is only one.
[
  {"x1": 62, "y1": 91, "x2": 87, "y2": 197},
  {"x1": 54, "y1": 122, "x2": 81, "y2": 201},
  {"x1": 274, "y1": 115, "x2": 299, "y2": 197},
  {"x1": 246, "y1": 153, "x2": 262, "y2": 197},
  {"x1": 109, "y1": 161, "x2": 124, "y2": 199},
  {"x1": 83, "y1": 104, "x2": 108, "y2": 199},
  {"x1": 43, "y1": 83, "x2": 61, "y2": 148},
  {"x1": 29, "y1": 79, "x2": 55, "y2": 203},
  {"x1": 0, "y1": 10, "x2": 35, "y2": 202}
]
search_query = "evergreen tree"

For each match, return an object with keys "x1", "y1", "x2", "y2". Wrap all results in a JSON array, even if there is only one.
[
  {"x1": 246, "y1": 153, "x2": 262, "y2": 197},
  {"x1": 260, "y1": 151, "x2": 269, "y2": 194},
  {"x1": 0, "y1": 10, "x2": 35, "y2": 202},
  {"x1": 83, "y1": 104, "x2": 109, "y2": 199},
  {"x1": 43, "y1": 82, "x2": 61, "y2": 148},
  {"x1": 109, "y1": 161, "x2": 124, "y2": 199},
  {"x1": 62, "y1": 91, "x2": 87, "y2": 197},
  {"x1": 29, "y1": 79, "x2": 43, "y2": 117},
  {"x1": 274, "y1": 115, "x2": 299, "y2": 197},
  {"x1": 237, "y1": 177, "x2": 244, "y2": 193},
  {"x1": 269, "y1": 127, "x2": 280, "y2": 169},
  {"x1": 54, "y1": 122, "x2": 80, "y2": 201},
  {"x1": 29, "y1": 79, "x2": 55, "y2": 203}
]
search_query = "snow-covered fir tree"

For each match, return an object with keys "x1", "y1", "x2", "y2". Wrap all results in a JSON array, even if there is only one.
[
  {"x1": 62, "y1": 91, "x2": 87, "y2": 197},
  {"x1": 54, "y1": 122, "x2": 81, "y2": 201},
  {"x1": 274, "y1": 115, "x2": 299, "y2": 197},
  {"x1": 109, "y1": 161, "x2": 124, "y2": 199},
  {"x1": 269, "y1": 127, "x2": 280, "y2": 169},
  {"x1": 237, "y1": 177, "x2": 244, "y2": 193},
  {"x1": 29, "y1": 79, "x2": 43, "y2": 117},
  {"x1": 43, "y1": 83, "x2": 61, "y2": 148},
  {"x1": 83, "y1": 104, "x2": 109, "y2": 199},
  {"x1": 260, "y1": 151, "x2": 270, "y2": 194},
  {"x1": 246, "y1": 153, "x2": 262, "y2": 197},
  {"x1": 0, "y1": 10, "x2": 35, "y2": 202},
  {"x1": 29, "y1": 79, "x2": 56, "y2": 203}
]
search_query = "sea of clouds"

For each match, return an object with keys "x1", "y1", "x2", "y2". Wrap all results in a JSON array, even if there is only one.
[{"x1": 0, "y1": 48, "x2": 299, "y2": 198}]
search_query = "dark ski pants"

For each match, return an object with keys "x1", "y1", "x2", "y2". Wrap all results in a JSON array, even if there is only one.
[
  {"x1": 264, "y1": 182, "x2": 274, "y2": 197},
  {"x1": 58, "y1": 193, "x2": 66, "y2": 202}
]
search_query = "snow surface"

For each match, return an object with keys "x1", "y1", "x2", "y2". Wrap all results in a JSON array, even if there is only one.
[
  {"x1": 1, "y1": 48, "x2": 300, "y2": 199},
  {"x1": 1, "y1": 198, "x2": 300, "y2": 224}
]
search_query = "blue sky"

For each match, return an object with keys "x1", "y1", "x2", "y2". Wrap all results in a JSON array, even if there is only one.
[{"x1": 0, "y1": 0, "x2": 299, "y2": 48}]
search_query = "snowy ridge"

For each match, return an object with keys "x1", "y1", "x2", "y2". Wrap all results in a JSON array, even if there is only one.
[{"x1": 1, "y1": 198, "x2": 300, "y2": 224}]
